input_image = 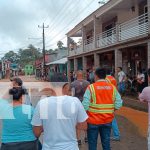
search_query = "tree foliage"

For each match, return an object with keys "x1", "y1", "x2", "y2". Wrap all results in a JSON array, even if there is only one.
[
  {"x1": 3, "y1": 44, "x2": 42, "y2": 68},
  {"x1": 3, "y1": 40, "x2": 67, "y2": 68},
  {"x1": 45, "y1": 49, "x2": 54, "y2": 54},
  {"x1": 3, "y1": 51, "x2": 19, "y2": 63},
  {"x1": 57, "y1": 41, "x2": 64, "y2": 49},
  {"x1": 18, "y1": 44, "x2": 42, "y2": 67}
]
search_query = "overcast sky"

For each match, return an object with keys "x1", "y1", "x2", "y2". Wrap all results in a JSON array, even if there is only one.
[{"x1": 0, "y1": 0, "x2": 108, "y2": 56}]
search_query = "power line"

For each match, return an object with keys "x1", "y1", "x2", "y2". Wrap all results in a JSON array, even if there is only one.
[
  {"x1": 46, "y1": 36, "x2": 66, "y2": 49},
  {"x1": 28, "y1": 38, "x2": 43, "y2": 48},
  {"x1": 45, "y1": 0, "x2": 81, "y2": 37},
  {"x1": 47, "y1": 0, "x2": 108, "y2": 49},
  {"x1": 46, "y1": 0, "x2": 97, "y2": 46},
  {"x1": 46, "y1": 0, "x2": 106, "y2": 49},
  {"x1": 43, "y1": 0, "x2": 74, "y2": 25},
  {"x1": 44, "y1": 0, "x2": 89, "y2": 46}
]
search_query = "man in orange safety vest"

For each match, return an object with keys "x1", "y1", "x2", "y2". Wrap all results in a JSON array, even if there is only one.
[{"x1": 82, "y1": 68, "x2": 122, "y2": 150}]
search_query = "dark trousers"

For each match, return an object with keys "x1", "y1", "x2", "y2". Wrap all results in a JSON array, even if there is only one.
[
  {"x1": 1, "y1": 140, "x2": 38, "y2": 150},
  {"x1": 87, "y1": 123, "x2": 112, "y2": 150}
]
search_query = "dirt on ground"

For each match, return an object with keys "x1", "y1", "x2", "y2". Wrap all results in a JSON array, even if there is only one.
[{"x1": 79, "y1": 115, "x2": 147, "y2": 150}]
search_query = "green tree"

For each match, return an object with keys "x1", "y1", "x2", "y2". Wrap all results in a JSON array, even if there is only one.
[
  {"x1": 3, "y1": 51, "x2": 19, "y2": 63},
  {"x1": 45, "y1": 49, "x2": 54, "y2": 54},
  {"x1": 18, "y1": 44, "x2": 42, "y2": 67},
  {"x1": 57, "y1": 41, "x2": 64, "y2": 49}
]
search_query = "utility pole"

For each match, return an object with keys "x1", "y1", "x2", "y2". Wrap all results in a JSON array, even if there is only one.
[{"x1": 38, "y1": 23, "x2": 49, "y2": 80}]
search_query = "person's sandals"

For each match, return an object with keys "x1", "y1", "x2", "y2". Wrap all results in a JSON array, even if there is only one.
[
  {"x1": 110, "y1": 137, "x2": 120, "y2": 141},
  {"x1": 78, "y1": 140, "x2": 82, "y2": 145},
  {"x1": 84, "y1": 137, "x2": 88, "y2": 143}
]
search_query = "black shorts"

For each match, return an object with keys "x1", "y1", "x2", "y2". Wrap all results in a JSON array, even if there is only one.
[{"x1": 1, "y1": 140, "x2": 38, "y2": 150}]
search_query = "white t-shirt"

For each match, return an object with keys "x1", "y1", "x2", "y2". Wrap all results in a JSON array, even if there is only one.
[
  {"x1": 31, "y1": 96, "x2": 88, "y2": 150},
  {"x1": 118, "y1": 71, "x2": 126, "y2": 83}
]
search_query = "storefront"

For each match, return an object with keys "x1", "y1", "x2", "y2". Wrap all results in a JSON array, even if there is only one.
[
  {"x1": 122, "y1": 45, "x2": 147, "y2": 77},
  {"x1": 77, "y1": 57, "x2": 83, "y2": 70},
  {"x1": 99, "y1": 51, "x2": 115, "y2": 72},
  {"x1": 86, "y1": 55, "x2": 94, "y2": 70},
  {"x1": 70, "y1": 59, "x2": 74, "y2": 71}
]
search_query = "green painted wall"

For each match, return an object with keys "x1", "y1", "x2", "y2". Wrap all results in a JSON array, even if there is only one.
[
  {"x1": 77, "y1": 58, "x2": 83, "y2": 70},
  {"x1": 24, "y1": 65, "x2": 34, "y2": 75},
  {"x1": 70, "y1": 60, "x2": 74, "y2": 71}
]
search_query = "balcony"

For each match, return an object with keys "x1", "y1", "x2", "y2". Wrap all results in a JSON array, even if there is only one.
[
  {"x1": 68, "y1": 13, "x2": 149, "y2": 57},
  {"x1": 69, "y1": 44, "x2": 83, "y2": 56},
  {"x1": 84, "y1": 37, "x2": 94, "y2": 52},
  {"x1": 97, "y1": 27, "x2": 117, "y2": 48},
  {"x1": 119, "y1": 13, "x2": 148, "y2": 41}
]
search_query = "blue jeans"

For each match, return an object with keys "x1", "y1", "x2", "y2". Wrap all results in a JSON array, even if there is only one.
[
  {"x1": 118, "y1": 82, "x2": 125, "y2": 94},
  {"x1": 87, "y1": 123, "x2": 112, "y2": 150},
  {"x1": 112, "y1": 117, "x2": 120, "y2": 139}
]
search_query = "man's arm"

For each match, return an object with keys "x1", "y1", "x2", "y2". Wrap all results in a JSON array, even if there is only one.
[
  {"x1": 82, "y1": 88, "x2": 91, "y2": 111},
  {"x1": 31, "y1": 102, "x2": 43, "y2": 137},
  {"x1": 76, "y1": 98, "x2": 88, "y2": 130},
  {"x1": 33, "y1": 126, "x2": 43, "y2": 138},
  {"x1": 76, "y1": 121, "x2": 87, "y2": 130},
  {"x1": 114, "y1": 88, "x2": 123, "y2": 110}
]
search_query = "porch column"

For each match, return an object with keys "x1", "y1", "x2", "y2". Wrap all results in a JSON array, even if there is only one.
[
  {"x1": 148, "y1": 0, "x2": 150, "y2": 34},
  {"x1": 83, "y1": 56, "x2": 87, "y2": 79},
  {"x1": 94, "y1": 53, "x2": 100, "y2": 69},
  {"x1": 93, "y1": 15, "x2": 99, "y2": 49},
  {"x1": 148, "y1": 41, "x2": 150, "y2": 68},
  {"x1": 82, "y1": 25, "x2": 86, "y2": 52},
  {"x1": 67, "y1": 36, "x2": 70, "y2": 56},
  {"x1": 115, "y1": 49, "x2": 122, "y2": 69},
  {"x1": 67, "y1": 59, "x2": 71, "y2": 82},
  {"x1": 74, "y1": 58, "x2": 78, "y2": 72}
]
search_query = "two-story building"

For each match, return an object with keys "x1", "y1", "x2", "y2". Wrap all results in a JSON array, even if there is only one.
[
  {"x1": 2, "y1": 60, "x2": 11, "y2": 79},
  {"x1": 1, "y1": 60, "x2": 19, "y2": 78},
  {"x1": 67, "y1": 0, "x2": 150, "y2": 77}
]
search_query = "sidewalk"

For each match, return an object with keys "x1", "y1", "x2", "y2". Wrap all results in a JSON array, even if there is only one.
[
  {"x1": 123, "y1": 96, "x2": 148, "y2": 112},
  {"x1": 0, "y1": 75, "x2": 41, "y2": 82}
]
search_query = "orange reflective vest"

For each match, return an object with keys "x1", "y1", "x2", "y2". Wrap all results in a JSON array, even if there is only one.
[
  {"x1": 106, "y1": 75, "x2": 117, "y2": 88},
  {"x1": 87, "y1": 80, "x2": 116, "y2": 125}
]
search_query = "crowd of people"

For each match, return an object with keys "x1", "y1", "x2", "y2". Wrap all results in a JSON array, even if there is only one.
[{"x1": 0, "y1": 66, "x2": 150, "y2": 150}]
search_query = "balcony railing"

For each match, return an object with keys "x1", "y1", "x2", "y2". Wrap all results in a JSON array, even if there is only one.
[
  {"x1": 69, "y1": 50, "x2": 75, "y2": 56},
  {"x1": 119, "y1": 13, "x2": 148, "y2": 41},
  {"x1": 84, "y1": 37, "x2": 94, "y2": 52},
  {"x1": 68, "y1": 13, "x2": 149, "y2": 57},
  {"x1": 97, "y1": 27, "x2": 117, "y2": 48},
  {"x1": 75, "y1": 45, "x2": 83, "y2": 54},
  {"x1": 69, "y1": 44, "x2": 83, "y2": 56}
]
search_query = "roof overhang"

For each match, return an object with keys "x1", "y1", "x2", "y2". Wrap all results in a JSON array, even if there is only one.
[
  {"x1": 46, "y1": 57, "x2": 68, "y2": 65},
  {"x1": 66, "y1": 0, "x2": 123, "y2": 37}
]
